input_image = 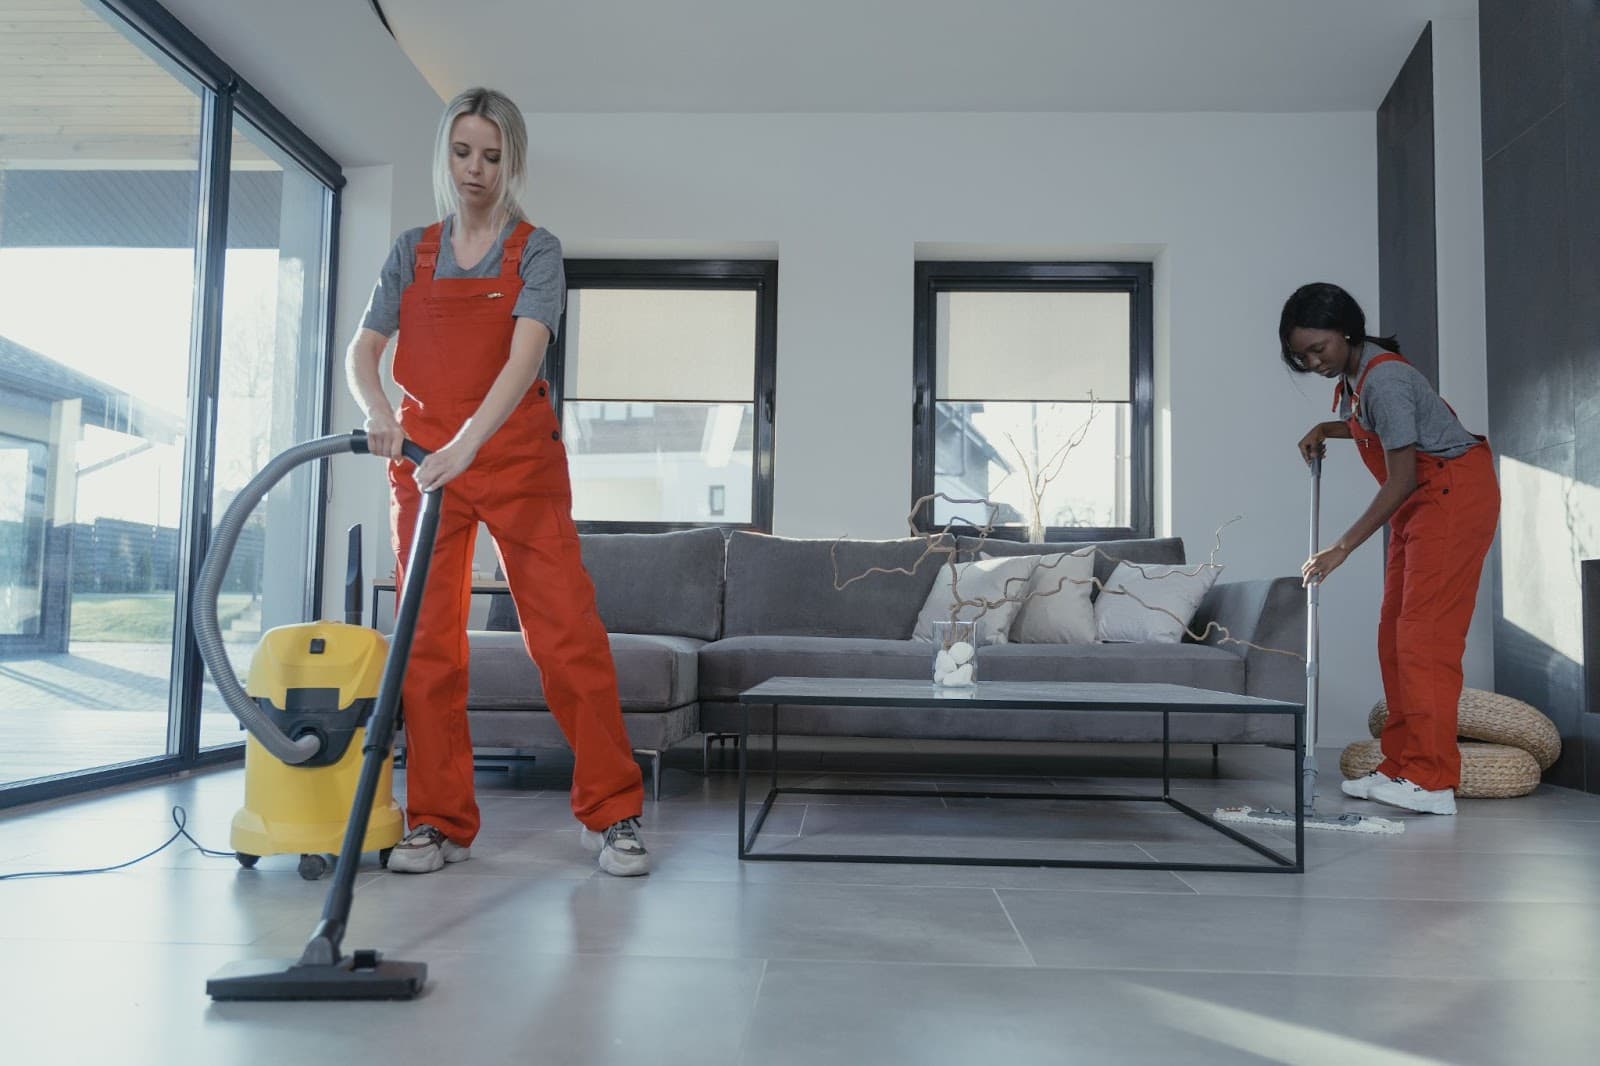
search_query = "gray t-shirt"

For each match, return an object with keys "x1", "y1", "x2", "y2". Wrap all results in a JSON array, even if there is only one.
[
  {"x1": 359, "y1": 216, "x2": 565, "y2": 341},
  {"x1": 1338, "y1": 344, "x2": 1479, "y2": 457}
]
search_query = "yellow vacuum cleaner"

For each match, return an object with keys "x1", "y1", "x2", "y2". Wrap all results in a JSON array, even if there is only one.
[
  {"x1": 193, "y1": 430, "x2": 442, "y2": 1000},
  {"x1": 228, "y1": 523, "x2": 403, "y2": 881}
]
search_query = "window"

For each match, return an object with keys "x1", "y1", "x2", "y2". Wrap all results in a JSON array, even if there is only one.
[
  {"x1": 198, "y1": 116, "x2": 336, "y2": 750},
  {"x1": 912, "y1": 262, "x2": 1154, "y2": 540},
  {"x1": 549, "y1": 261, "x2": 778, "y2": 532},
  {"x1": 0, "y1": 436, "x2": 49, "y2": 638},
  {"x1": 0, "y1": 0, "x2": 341, "y2": 806}
]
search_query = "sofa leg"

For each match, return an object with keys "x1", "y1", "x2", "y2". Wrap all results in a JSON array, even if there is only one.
[
  {"x1": 1212, "y1": 743, "x2": 1220, "y2": 775},
  {"x1": 701, "y1": 733, "x2": 742, "y2": 775},
  {"x1": 635, "y1": 749, "x2": 662, "y2": 802}
]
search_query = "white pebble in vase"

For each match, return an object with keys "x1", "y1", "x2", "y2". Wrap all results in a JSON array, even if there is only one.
[
  {"x1": 948, "y1": 641, "x2": 974, "y2": 665},
  {"x1": 934, "y1": 649, "x2": 957, "y2": 674},
  {"x1": 943, "y1": 663, "x2": 974, "y2": 687}
]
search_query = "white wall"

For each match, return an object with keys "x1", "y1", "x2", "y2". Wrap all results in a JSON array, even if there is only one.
[
  {"x1": 322, "y1": 165, "x2": 398, "y2": 617},
  {"x1": 320, "y1": 147, "x2": 453, "y2": 615},
  {"x1": 329, "y1": 110, "x2": 1389, "y2": 744}
]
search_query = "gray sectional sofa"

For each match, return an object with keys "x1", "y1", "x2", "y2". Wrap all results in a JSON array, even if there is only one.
[{"x1": 464, "y1": 528, "x2": 1306, "y2": 797}]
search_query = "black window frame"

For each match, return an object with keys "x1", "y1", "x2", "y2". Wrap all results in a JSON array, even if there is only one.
[
  {"x1": 912, "y1": 261, "x2": 1155, "y2": 542},
  {"x1": 547, "y1": 259, "x2": 778, "y2": 535}
]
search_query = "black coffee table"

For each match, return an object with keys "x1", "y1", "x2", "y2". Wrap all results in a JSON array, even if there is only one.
[{"x1": 736, "y1": 677, "x2": 1305, "y2": 874}]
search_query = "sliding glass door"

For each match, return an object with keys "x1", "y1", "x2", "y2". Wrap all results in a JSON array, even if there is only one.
[
  {"x1": 198, "y1": 118, "x2": 332, "y2": 751},
  {"x1": 0, "y1": 0, "x2": 341, "y2": 802}
]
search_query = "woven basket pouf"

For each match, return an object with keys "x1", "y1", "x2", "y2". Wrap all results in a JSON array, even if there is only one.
[
  {"x1": 1367, "y1": 688, "x2": 1561, "y2": 771},
  {"x1": 1339, "y1": 738, "x2": 1542, "y2": 798}
]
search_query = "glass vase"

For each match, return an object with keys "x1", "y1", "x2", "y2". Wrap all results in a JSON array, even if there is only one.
[{"x1": 930, "y1": 620, "x2": 978, "y2": 689}]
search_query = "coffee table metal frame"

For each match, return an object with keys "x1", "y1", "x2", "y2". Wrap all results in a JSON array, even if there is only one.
[{"x1": 736, "y1": 678, "x2": 1305, "y2": 874}]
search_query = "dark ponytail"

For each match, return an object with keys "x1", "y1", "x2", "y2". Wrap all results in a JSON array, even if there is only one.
[{"x1": 1278, "y1": 282, "x2": 1400, "y2": 374}]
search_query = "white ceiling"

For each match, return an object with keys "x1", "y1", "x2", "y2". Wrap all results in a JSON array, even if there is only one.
[
  {"x1": 382, "y1": 0, "x2": 1476, "y2": 114},
  {"x1": 155, "y1": 0, "x2": 442, "y2": 168}
]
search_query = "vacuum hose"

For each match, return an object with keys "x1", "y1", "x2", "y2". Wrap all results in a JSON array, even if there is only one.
[{"x1": 192, "y1": 430, "x2": 426, "y2": 765}]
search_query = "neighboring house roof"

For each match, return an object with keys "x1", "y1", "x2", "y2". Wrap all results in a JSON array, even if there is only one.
[
  {"x1": 0, "y1": 169, "x2": 283, "y2": 248},
  {"x1": 566, "y1": 404, "x2": 754, "y2": 455},
  {"x1": 0, "y1": 334, "x2": 184, "y2": 443},
  {"x1": 934, "y1": 402, "x2": 1015, "y2": 477}
]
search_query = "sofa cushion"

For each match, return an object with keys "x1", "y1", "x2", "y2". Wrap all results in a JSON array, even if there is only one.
[
  {"x1": 723, "y1": 531, "x2": 948, "y2": 639},
  {"x1": 468, "y1": 705, "x2": 698, "y2": 754},
  {"x1": 978, "y1": 641, "x2": 1245, "y2": 692},
  {"x1": 487, "y1": 526, "x2": 726, "y2": 641},
  {"x1": 699, "y1": 635, "x2": 933, "y2": 700},
  {"x1": 698, "y1": 634, "x2": 1245, "y2": 702},
  {"x1": 959, "y1": 536, "x2": 1186, "y2": 600},
  {"x1": 467, "y1": 630, "x2": 701, "y2": 712}
]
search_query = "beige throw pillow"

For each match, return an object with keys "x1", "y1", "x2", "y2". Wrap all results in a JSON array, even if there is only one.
[
  {"x1": 981, "y1": 549, "x2": 1098, "y2": 644},
  {"x1": 912, "y1": 555, "x2": 1040, "y2": 645}
]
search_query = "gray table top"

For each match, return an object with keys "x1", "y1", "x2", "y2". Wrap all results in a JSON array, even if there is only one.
[{"x1": 738, "y1": 677, "x2": 1302, "y2": 715}]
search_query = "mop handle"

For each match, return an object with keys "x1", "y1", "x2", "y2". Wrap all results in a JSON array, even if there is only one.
[{"x1": 1305, "y1": 454, "x2": 1321, "y2": 749}]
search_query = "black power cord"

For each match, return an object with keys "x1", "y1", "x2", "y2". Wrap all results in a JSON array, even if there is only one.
[{"x1": 0, "y1": 806, "x2": 235, "y2": 881}]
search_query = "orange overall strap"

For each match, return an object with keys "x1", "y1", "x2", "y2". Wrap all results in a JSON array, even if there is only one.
[
  {"x1": 497, "y1": 220, "x2": 535, "y2": 280},
  {"x1": 414, "y1": 221, "x2": 444, "y2": 284}
]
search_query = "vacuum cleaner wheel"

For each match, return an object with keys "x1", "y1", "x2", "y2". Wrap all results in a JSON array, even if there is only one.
[{"x1": 297, "y1": 853, "x2": 330, "y2": 880}]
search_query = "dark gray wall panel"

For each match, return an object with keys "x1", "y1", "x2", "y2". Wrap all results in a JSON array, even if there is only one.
[
  {"x1": 1479, "y1": 0, "x2": 1566, "y2": 159},
  {"x1": 1481, "y1": 0, "x2": 1600, "y2": 792},
  {"x1": 1568, "y1": 2, "x2": 1600, "y2": 430},
  {"x1": 1483, "y1": 108, "x2": 1574, "y2": 458},
  {"x1": 1377, "y1": 26, "x2": 1438, "y2": 388}
]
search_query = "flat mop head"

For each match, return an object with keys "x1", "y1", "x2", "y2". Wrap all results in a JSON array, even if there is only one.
[{"x1": 1213, "y1": 805, "x2": 1405, "y2": 835}]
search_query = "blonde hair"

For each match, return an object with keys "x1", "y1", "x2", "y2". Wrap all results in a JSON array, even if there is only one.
[{"x1": 432, "y1": 87, "x2": 528, "y2": 226}]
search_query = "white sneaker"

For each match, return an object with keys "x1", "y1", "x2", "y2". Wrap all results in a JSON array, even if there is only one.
[
  {"x1": 1341, "y1": 771, "x2": 1396, "y2": 800},
  {"x1": 580, "y1": 817, "x2": 651, "y2": 877},
  {"x1": 1368, "y1": 776, "x2": 1457, "y2": 815},
  {"x1": 387, "y1": 824, "x2": 471, "y2": 873}
]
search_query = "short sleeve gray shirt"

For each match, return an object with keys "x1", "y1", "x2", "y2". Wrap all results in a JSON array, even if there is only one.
[
  {"x1": 1338, "y1": 344, "x2": 1479, "y2": 458},
  {"x1": 359, "y1": 216, "x2": 565, "y2": 342}
]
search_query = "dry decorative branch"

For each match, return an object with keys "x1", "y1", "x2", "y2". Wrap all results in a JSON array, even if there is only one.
[
  {"x1": 1002, "y1": 397, "x2": 1102, "y2": 542},
  {"x1": 830, "y1": 497, "x2": 1303, "y2": 663},
  {"x1": 829, "y1": 398, "x2": 1299, "y2": 665}
]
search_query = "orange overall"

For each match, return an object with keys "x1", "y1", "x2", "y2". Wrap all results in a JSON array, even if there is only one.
[
  {"x1": 388, "y1": 220, "x2": 643, "y2": 844},
  {"x1": 1335, "y1": 353, "x2": 1500, "y2": 791}
]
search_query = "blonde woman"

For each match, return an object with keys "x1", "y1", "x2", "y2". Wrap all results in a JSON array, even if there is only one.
[{"x1": 346, "y1": 87, "x2": 648, "y2": 876}]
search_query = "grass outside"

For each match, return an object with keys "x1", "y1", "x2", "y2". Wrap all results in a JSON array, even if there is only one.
[{"x1": 70, "y1": 593, "x2": 255, "y2": 642}]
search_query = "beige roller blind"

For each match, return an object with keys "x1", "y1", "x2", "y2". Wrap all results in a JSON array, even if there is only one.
[
  {"x1": 565, "y1": 288, "x2": 755, "y2": 402},
  {"x1": 936, "y1": 290, "x2": 1131, "y2": 402}
]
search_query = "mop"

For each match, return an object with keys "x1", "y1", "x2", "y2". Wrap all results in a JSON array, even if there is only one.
[{"x1": 1214, "y1": 455, "x2": 1404, "y2": 836}]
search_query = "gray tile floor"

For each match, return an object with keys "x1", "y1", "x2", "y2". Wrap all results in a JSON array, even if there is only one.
[{"x1": 1, "y1": 742, "x2": 1597, "y2": 1065}]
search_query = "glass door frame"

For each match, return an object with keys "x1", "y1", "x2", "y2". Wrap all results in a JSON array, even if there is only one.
[{"x1": 0, "y1": 0, "x2": 344, "y2": 809}]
